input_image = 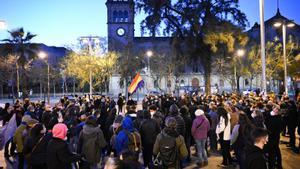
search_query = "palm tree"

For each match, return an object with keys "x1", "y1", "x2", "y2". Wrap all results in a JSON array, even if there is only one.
[{"x1": 0, "y1": 27, "x2": 39, "y2": 98}]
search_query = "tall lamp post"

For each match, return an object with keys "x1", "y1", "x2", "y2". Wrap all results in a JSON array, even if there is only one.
[
  {"x1": 259, "y1": 0, "x2": 267, "y2": 95},
  {"x1": 146, "y1": 50, "x2": 153, "y2": 91},
  {"x1": 39, "y1": 52, "x2": 50, "y2": 104},
  {"x1": 274, "y1": 21, "x2": 295, "y2": 95},
  {"x1": 234, "y1": 49, "x2": 245, "y2": 92}
]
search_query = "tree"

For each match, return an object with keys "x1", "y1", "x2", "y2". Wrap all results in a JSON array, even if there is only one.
[
  {"x1": 117, "y1": 43, "x2": 144, "y2": 97},
  {"x1": 204, "y1": 21, "x2": 248, "y2": 92},
  {"x1": 243, "y1": 36, "x2": 299, "y2": 92},
  {"x1": 136, "y1": 0, "x2": 248, "y2": 94},
  {"x1": 0, "y1": 27, "x2": 38, "y2": 97},
  {"x1": 61, "y1": 51, "x2": 118, "y2": 94}
]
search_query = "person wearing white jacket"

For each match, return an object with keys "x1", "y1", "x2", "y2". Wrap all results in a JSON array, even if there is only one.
[{"x1": 216, "y1": 107, "x2": 232, "y2": 167}]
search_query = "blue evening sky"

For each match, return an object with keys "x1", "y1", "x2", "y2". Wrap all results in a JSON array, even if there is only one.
[{"x1": 0, "y1": 0, "x2": 299, "y2": 46}]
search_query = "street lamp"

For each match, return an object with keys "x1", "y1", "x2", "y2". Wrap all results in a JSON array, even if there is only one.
[
  {"x1": 146, "y1": 50, "x2": 153, "y2": 91},
  {"x1": 274, "y1": 20, "x2": 295, "y2": 95},
  {"x1": 39, "y1": 51, "x2": 50, "y2": 104},
  {"x1": 234, "y1": 49, "x2": 245, "y2": 92}
]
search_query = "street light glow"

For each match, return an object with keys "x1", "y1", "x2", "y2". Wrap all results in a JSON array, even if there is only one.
[
  {"x1": 237, "y1": 49, "x2": 245, "y2": 57},
  {"x1": 38, "y1": 51, "x2": 47, "y2": 60},
  {"x1": 274, "y1": 22, "x2": 282, "y2": 27},
  {"x1": 287, "y1": 22, "x2": 295, "y2": 28},
  {"x1": 146, "y1": 50, "x2": 153, "y2": 57}
]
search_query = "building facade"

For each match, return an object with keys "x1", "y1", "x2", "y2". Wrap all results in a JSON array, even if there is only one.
[{"x1": 106, "y1": 0, "x2": 299, "y2": 96}]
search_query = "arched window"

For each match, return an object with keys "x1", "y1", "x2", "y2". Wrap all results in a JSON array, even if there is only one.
[
  {"x1": 180, "y1": 79, "x2": 185, "y2": 87},
  {"x1": 118, "y1": 11, "x2": 123, "y2": 22}
]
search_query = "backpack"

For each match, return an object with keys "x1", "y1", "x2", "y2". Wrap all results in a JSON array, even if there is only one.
[
  {"x1": 124, "y1": 130, "x2": 142, "y2": 153},
  {"x1": 157, "y1": 133, "x2": 178, "y2": 167}
]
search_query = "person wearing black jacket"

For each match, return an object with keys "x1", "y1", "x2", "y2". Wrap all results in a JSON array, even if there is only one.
[
  {"x1": 139, "y1": 110, "x2": 160, "y2": 168},
  {"x1": 265, "y1": 105, "x2": 283, "y2": 169},
  {"x1": 180, "y1": 106, "x2": 192, "y2": 162},
  {"x1": 286, "y1": 100, "x2": 298, "y2": 151},
  {"x1": 245, "y1": 128, "x2": 268, "y2": 169},
  {"x1": 47, "y1": 123, "x2": 81, "y2": 169},
  {"x1": 167, "y1": 104, "x2": 186, "y2": 137},
  {"x1": 23, "y1": 123, "x2": 49, "y2": 169}
]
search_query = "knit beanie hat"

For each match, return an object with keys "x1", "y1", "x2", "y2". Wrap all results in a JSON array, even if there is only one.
[
  {"x1": 195, "y1": 109, "x2": 205, "y2": 116},
  {"x1": 52, "y1": 123, "x2": 68, "y2": 140}
]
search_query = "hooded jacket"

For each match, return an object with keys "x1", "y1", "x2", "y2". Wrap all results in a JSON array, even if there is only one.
[
  {"x1": 191, "y1": 115, "x2": 210, "y2": 140},
  {"x1": 245, "y1": 145, "x2": 267, "y2": 169},
  {"x1": 78, "y1": 124, "x2": 107, "y2": 165},
  {"x1": 115, "y1": 116, "x2": 136, "y2": 155}
]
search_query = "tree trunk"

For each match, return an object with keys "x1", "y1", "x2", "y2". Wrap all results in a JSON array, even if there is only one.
[
  {"x1": 250, "y1": 76, "x2": 253, "y2": 90},
  {"x1": 237, "y1": 76, "x2": 241, "y2": 92},
  {"x1": 204, "y1": 71, "x2": 211, "y2": 95},
  {"x1": 125, "y1": 78, "x2": 128, "y2": 99}
]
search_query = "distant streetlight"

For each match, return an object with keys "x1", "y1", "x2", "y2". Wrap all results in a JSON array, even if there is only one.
[
  {"x1": 234, "y1": 49, "x2": 245, "y2": 92},
  {"x1": 274, "y1": 20, "x2": 295, "y2": 95},
  {"x1": 39, "y1": 51, "x2": 50, "y2": 104}
]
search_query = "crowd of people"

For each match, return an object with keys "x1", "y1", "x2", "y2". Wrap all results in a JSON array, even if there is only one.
[{"x1": 0, "y1": 92, "x2": 299, "y2": 169}]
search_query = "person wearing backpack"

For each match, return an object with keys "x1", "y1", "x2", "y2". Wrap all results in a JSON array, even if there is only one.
[
  {"x1": 191, "y1": 109, "x2": 210, "y2": 167},
  {"x1": 115, "y1": 116, "x2": 142, "y2": 156},
  {"x1": 153, "y1": 117, "x2": 188, "y2": 169},
  {"x1": 78, "y1": 115, "x2": 107, "y2": 169}
]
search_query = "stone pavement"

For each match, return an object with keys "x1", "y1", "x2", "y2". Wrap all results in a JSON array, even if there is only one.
[{"x1": 1, "y1": 135, "x2": 299, "y2": 169}]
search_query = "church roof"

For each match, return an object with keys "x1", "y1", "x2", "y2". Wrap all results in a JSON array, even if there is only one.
[
  {"x1": 248, "y1": 8, "x2": 300, "y2": 31},
  {"x1": 133, "y1": 36, "x2": 172, "y2": 42}
]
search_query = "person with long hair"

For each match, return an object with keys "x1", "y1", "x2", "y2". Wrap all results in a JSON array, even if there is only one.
[
  {"x1": 216, "y1": 106, "x2": 232, "y2": 167},
  {"x1": 231, "y1": 113, "x2": 255, "y2": 169},
  {"x1": 23, "y1": 123, "x2": 48, "y2": 169}
]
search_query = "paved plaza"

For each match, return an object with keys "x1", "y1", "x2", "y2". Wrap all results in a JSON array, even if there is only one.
[{"x1": 0, "y1": 134, "x2": 299, "y2": 169}]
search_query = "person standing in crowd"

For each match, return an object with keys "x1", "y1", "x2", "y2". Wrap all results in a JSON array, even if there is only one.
[
  {"x1": 13, "y1": 115, "x2": 38, "y2": 169},
  {"x1": 149, "y1": 104, "x2": 164, "y2": 128},
  {"x1": 231, "y1": 113, "x2": 254, "y2": 169},
  {"x1": 139, "y1": 110, "x2": 160, "y2": 168},
  {"x1": 265, "y1": 104, "x2": 283, "y2": 169},
  {"x1": 286, "y1": 100, "x2": 298, "y2": 152},
  {"x1": 251, "y1": 110, "x2": 266, "y2": 128},
  {"x1": 167, "y1": 104, "x2": 186, "y2": 137},
  {"x1": 216, "y1": 107, "x2": 232, "y2": 167},
  {"x1": 208, "y1": 102, "x2": 218, "y2": 153},
  {"x1": 153, "y1": 117, "x2": 188, "y2": 169},
  {"x1": 114, "y1": 116, "x2": 141, "y2": 156},
  {"x1": 78, "y1": 116, "x2": 107, "y2": 169},
  {"x1": 180, "y1": 106, "x2": 192, "y2": 162},
  {"x1": 191, "y1": 109, "x2": 210, "y2": 167},
  {"x1": 245, "y1": 127, "x2": 269, "y2": 169},
  {"x1": 23, "y1": 123, "x2": 48, "y2": 169},
  {"x1": 117, "y1": 94, "x2": 125, "y2": 114},
  {"x1": 47, "y1": 123, "x2": 81, "y2": 169}
]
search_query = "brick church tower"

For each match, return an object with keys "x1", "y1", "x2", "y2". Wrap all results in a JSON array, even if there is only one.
[{"x1": 106, "y1": 0, "x2": 135, "y2": 52}]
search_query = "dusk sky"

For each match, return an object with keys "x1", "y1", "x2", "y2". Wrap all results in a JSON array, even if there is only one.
[{"x1": 0, "y1": 0, "x2": 299, "y2": 47}]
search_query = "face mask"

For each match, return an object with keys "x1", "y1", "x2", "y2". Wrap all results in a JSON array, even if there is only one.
[
  {"x1": 150, "y1": 111, "x2": 155, "y2": 116},
  {"x1": 251, "y1": 113, "x2": 256, "y2": 118}
]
